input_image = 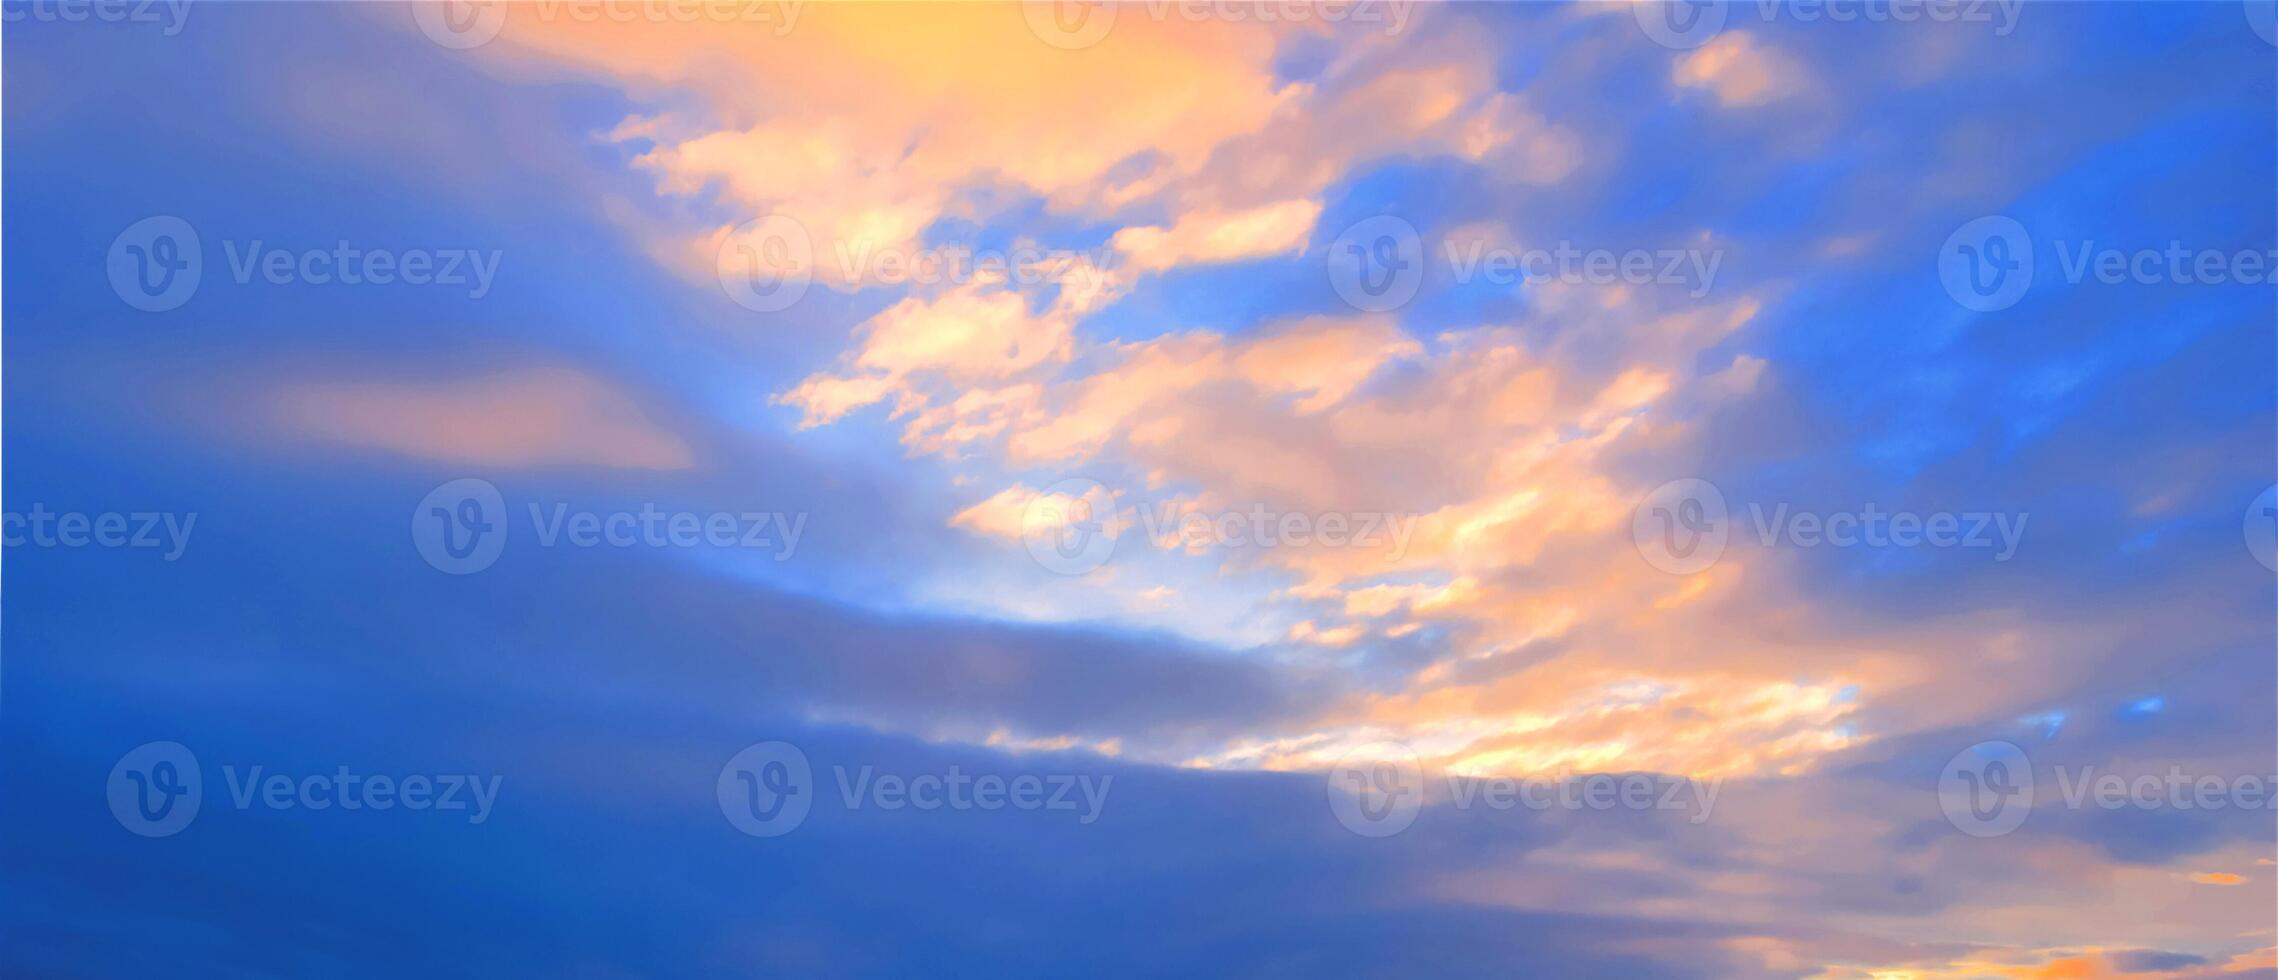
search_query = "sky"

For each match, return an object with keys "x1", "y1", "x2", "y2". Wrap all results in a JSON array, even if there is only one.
[{"x1": 2, "y1": 1, "x2": 2276, "y2": 977}]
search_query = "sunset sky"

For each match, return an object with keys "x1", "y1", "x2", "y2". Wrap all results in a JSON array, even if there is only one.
[{"x1": 4, "y1": 2, "x2": 2276, "y2": 977}]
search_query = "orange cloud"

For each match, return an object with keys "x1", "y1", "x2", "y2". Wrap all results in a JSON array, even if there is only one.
[
  {"x1": 1674, "y1": 32, "x2": 1807, "y2": 107},
  {"x1": 273, "y1": 366, "x2": 694, "y2": 470}
]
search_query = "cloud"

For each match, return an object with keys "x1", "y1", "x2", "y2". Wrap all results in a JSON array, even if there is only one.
[
  {"x1": 949, "y1": 481, "x2": 1119, "y2": 545},
  {"x1": 1673, "y1": 32, "x2": 1807, "y2": 107},
  {"x1": 271, "y1": 366, "x2": 695, "y2": 470},
  {"x1": 2111, "y1": 950, "x2": 2214, "y2": 973},
  {"x1": 1109, "y1": 199, "x2": 1323, "y2": 274},
  {"x1": 437, "y1": 3, "x2": 1304, "y2": 289},
  {"x1": 184, "y1": 6, "x2": 2267, "y2": 974}
]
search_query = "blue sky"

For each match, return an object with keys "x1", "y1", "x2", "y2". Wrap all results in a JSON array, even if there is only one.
[{"x1": 4, "y1": 2, "x2": 2276, "y2": 977}]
